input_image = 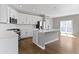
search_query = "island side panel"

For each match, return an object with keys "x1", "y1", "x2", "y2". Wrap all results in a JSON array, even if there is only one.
[
  {"x1": 45, "y1": 31, "x2": 59, "y2": 45},
  {"x1": 33, "y1": 30, "x2": 45, "y2": 49}
]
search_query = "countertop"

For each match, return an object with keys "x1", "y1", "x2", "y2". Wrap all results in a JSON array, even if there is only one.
[{"x1": 33, "y1": 29, "x2": 60, "y2": 33}]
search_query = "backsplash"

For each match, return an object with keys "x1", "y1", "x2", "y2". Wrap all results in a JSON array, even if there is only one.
[
  {"x1": 0, "y1": 24, "x2": 35, "y2": 30},
  {"x1": 0, "y1": 24, "x2": 16, "y2": 30}
]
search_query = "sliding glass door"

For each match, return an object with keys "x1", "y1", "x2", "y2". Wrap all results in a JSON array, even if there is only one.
[{"x1": 60, "y1": 20, "x2": 73, "y2": 34}]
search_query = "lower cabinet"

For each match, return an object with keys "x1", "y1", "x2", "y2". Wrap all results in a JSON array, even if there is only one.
[{"x1": 20, "y1": 30, "x2": 33, "y2": 39}]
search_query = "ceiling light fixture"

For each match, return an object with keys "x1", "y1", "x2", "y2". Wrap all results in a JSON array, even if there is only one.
[
  {"x1": 32, "y1": 9, "x2": 36, "y2": 11},
  {"x1": 19, "y1": 5, "x2": 23, "y2": 8},
  {"x1": 54, "y1": 7, "x2": 56, "y2": 8}
]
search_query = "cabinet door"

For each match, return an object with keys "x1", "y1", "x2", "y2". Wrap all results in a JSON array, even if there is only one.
[
  {"x1": 26, "y1": 14, "x2": 36, "y2": 24},
  {"x1": 36, "y1": 16, "x2": 43, "y2": 21},
  {"x1": 8, "y1": 6, "x2": 18, "y2": 23},
  {"x1": 32, "y1": 16, "x2": 43, "y2": 24},
  {"x1": 0, "y1": 5, "x2": 8, "y2": 23},
  {"x1": 26, "y1": 14, "x2": 31, "y2": 24},
  {"x1": 25, "y1": 14, "x2": 28, "y2": 24},
  {"x1": 33, "y1": 30, "x2": 38, "y2": 44},
  {"x1": 23, "y1": 14, "x2": 27, "y2": 24},
  {"x1": 32, "y1": 15, "x2": 37, "y2": 24},
  {"x1": 21, "y1": 31, "x2": 27, "y2": 38},
  {"x1": 18, "y1": 13, "x2": 26, "y2": 24},
  {"x1": 15, "y1": 11, "x2": 18, "y2": 22},
  {"x1": 18, "y1": 13, "x2": 23, "y2": 24},
  {"x1": 17, "y1": 12, "x2": 20, "y2": 24},
  {"x1": 9, "y1": 7, "x2": 16, "y2": 18},
  {"x1": 17, "y1": 13, "x2": 22, "y2": 24},
  {"x1": 8, "y1": 7, "x2": 13, "y2": 18},
  {"x1": 29, "y1": 15, "x2": 33, "y2": 24},
  {"x1": 16, "y1": 12, "x2": 19, "y2": 24}
]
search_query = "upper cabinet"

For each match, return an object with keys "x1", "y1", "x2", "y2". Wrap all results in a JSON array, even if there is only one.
[
  {"x1": 17, "y1": 13, "x2": 43, "y2": 25},
  {"x1": 0, "y1": 5, "x2": 43, "y2": 24},
  {"x1": 17, "y1": 13, "x2": 26, "y2": 24},
  {"x1": 8, "y1": 6, "x2": 18, "y2": 23},
  {"x1": 0, "y1": 5, "x2": 18, "y2": 23},
  {"x1": 0, "y1": 5, "x2": 8, "y2": 23},
  {"x1": 27, "y1": 14, "x2": 43, "y2": 24},
  {"x1": 8, "y1": 6, "x2": 17, "y2": 19}
]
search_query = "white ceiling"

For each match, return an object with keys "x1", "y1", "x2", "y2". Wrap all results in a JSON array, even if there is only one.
[{"x1": 9, "y1": 4, "x2": 79, "y2": 17}]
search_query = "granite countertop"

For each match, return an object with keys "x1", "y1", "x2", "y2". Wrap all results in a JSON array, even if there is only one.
[{"x1": 38, "y1": 29, "x2": 60, "y2": 33}]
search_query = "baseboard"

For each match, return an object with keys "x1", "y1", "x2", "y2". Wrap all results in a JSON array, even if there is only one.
[
  {"x1": 33, "y1": 39, "x2": 58, "y2": 49},
  {"x1": 36, "y1": 44, "x2": 45, "y2": 50},
  {"x1": 73, "y1": 34, "x2": 79, "y2": 37},
  {"x1": 20, "y1": 37, "x2": 32, "y2": 40},
  {"x1": 45, "y1": 39, "x2": 58, "y2": 45},
  {"x1": 33, "y1": 42, "x2": 45, "y2": 50}
]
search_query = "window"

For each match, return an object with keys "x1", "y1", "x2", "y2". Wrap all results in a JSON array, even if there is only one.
[{"x1": 60, "y1": 20, "x2": 73, "y2": 34}]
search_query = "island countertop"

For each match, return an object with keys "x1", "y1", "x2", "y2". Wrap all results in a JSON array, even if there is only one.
[{"x1": 38, "y1": 29, "x2": 60, "y2": 33}]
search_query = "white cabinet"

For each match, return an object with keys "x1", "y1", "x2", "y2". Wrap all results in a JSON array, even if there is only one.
[
  {"x1": 8, "y1": 6, "x2": 17, "y2": 18},
  {"x1": 33, "y1": 30, "x2": 38, "y2": 44},
  {"x1": 17, "y1": 13, "x2": 43, "y2": 25},
  {"x1": 25, "y1": 14, "x2": 29, "y2": 24},
  {"x1": 21, "y1": 31, "x2": 27, "y2": 38},
  {"x1": 28, "y1": 15, "x2": 33, "y2": 24},
  {"x1": 32, "y1": 15, "x2": 43, "y2": 24},
  {"x1": 17, "y1": 13, "x2": 26, "y2": 24},
  {"x1": 0, "y1": 5, "x2": 8, "y2": 23},
  {"x1": 0, "y1": 5, "x2": 18, "y2": 23},
  {"x1": 32, "y1": 15, "x2": 37, "y2": 24},
  {"x1": 26, "y1": 14, "x2": 33, "y2": 24},
  {"x1": 17, "y1": 13, "x2": 21, "y2": 24},
  {"x1": 8, "y1": 6, "x2": 18, "y2": 23},
  {"x1": 0, "y1": 5, "x2": 43, "y2": 24},
  {"x1": 23, "y1": 14, "x2": 27, "y2": 24},
  {"x1": 20, "y1": 30, "x2": 33, "y2": 38}
]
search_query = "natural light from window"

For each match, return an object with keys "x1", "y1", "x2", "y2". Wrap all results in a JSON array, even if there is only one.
[{"x1": 60, "y1": 20, "x2": 73, "y2": 34}]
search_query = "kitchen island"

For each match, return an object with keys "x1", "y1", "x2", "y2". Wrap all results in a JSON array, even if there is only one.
[{"x1": 33, "y1": 29, "x2": 60, "y2": 49}]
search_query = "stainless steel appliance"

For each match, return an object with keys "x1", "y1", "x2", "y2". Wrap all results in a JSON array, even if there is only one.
[{"x1": 9, "y1": 17, "x2": 17, "y2": 24}]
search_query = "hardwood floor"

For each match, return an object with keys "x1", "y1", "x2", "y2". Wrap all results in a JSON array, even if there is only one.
[{"x1": 19, "y1": 36, "x2": 79, "y2": 54}]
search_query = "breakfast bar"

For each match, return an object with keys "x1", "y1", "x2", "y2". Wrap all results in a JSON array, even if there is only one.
[{"x1": 33, "y1": 29, "x2": 60, "y2": 49}]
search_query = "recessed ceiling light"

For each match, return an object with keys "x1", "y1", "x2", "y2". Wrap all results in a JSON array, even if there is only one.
[
  {"x1": 32, "y1": 9, "x2": 36, "y2": 11},
  {"x1": 54, "y1": 7, "x2": 56, "y2": 8},
  {"x1": 19, "y1": 5, "x2": 23, "y2": 8}
]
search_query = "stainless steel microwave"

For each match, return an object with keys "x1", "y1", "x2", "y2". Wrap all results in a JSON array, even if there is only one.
[{"x1": 9, "y1": 17, "x2": 17, "y2": 24}]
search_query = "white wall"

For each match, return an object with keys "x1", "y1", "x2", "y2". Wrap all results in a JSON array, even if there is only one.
[
  {"x1": 53, "y1": 14, "x2": 79, "y2": 36},
  {"x1": 52, "y1": 7, "x2": 79, "y2": 17},
  {"x1": 52, "y1": 18, "x2": 60, "y2": 29}
]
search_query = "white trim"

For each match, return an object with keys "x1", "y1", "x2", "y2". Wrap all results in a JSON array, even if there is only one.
[
  {"x1": 32, "y1": 39, "x2": 59, "y2": 50},
  {"x1": 33, "y1": 42, "x2": 45, "y2": 50},
  {"x1": 45, "y1": 39, "x2": 59, "y2": 45},
  {"x1": 36, "y1": 44, "x2": 45, "y2": 50}
]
